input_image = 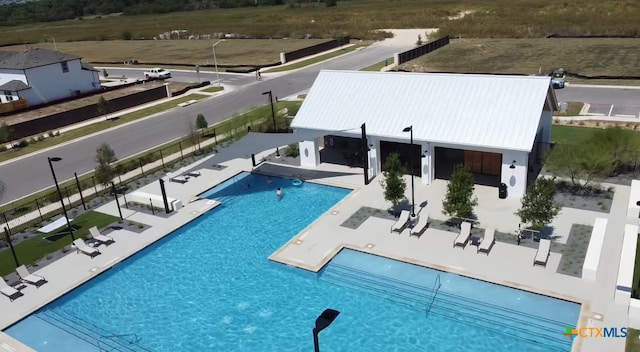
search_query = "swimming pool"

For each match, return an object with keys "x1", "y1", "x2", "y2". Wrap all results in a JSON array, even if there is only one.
[{"x1": 5, "y1": 172, "x2": 579, "y2": 351}]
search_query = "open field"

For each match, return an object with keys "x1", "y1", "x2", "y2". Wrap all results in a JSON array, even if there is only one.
[
  {"x1": 264, "y1": 43, "x2": 368, "y2": 72},
  {"x1": 2, "y1": 39, "x2": 330, "y2": 66},
  {"x1": 398, "y1": 38, "x2": 640, "y2": 78},
  {"x1": 0, "y1": 0, "x2": 638, "y2": 46}
]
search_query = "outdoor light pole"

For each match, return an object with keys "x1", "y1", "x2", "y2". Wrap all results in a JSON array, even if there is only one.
[
  {"x1": 43, "y1": 34, "x2": 57, "y2": 51},
  {"x1": 262, "y1": 90, "x2": 280, "y2": 157},
  {"x1": 211, "y1": 39, "x2": 225, "y2": 88},
  {"x1": 313, "y1": 309, "x2": 340, "y2": 352},
  {"x1": 48, "y1": 157, "x2": 75, "y2": 240},
  {"x1": 262, "y1": 90, "x2": 277, "y2": 131},
  {"x1": 111, "y1": 182, "x2": 124, "y2": 221},
  {"x1": 402, "y1": 126, "x2": 416, "y2": 217}
]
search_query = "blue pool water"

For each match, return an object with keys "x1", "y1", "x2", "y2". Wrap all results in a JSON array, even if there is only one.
[{"x1": 5, "y1": 172, "x2": 580, "y2": 352}]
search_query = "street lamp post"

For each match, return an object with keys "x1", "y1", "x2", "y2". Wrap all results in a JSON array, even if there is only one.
[
  {"x1": 262, "y1": 90, "x2": 280, "y2": 157},
  {"x1": 43, "y1": 35, "x2": 57, "y2": 51},
  {"x1": 48, "y1": 157, "x2": 75, "y2": 240},
  {"x1": 313, "y1": 309, "x2": 340, "y2": 352},
  {"x1": 262, "y1": 90, "x2": 277, "y2": 131},
  {"x1": 212, "y1": 39, "x2": 225, "y2": 88},
  {"x1": 402, "y1": 126, "x2": 416, "y2": 217},
  {"x1": 111, "y1": 182, "x2": 124, "y2": 221}
]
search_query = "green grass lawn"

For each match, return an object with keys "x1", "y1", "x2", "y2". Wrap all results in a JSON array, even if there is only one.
[
  {"x1": 551, "y1": 125, "x2": 595, "y2": 144},
  {"x1": 201, "y1": 86, "x2": 224, "y2": 93},
  {"x1": 627, "y1": 328, "x2": 640, "y2": 352},
  {"x1": 633, "y1": 237, "x2": 640, "y2": 303},
  {"x1": 554, "y1": 102, "x2": 585, "y2": 117},
  {"x1": 360, "y1": 57, "x2": 393, "y2": 72},
  {"x1": 264, "y1": 44, "x2": 369, "y2": 72},
  {"x1": 0, "y1": 211, "x2": 119, "y2": 276}
]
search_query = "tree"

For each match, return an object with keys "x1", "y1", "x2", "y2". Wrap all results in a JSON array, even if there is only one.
[
  {"x1": 590, "y1": 127, "x2": 640, "y2": 174},
  {"x1": 195, "y1": 114, "x2": 208, "y2": 130},
  {"x1": 0, "y1": 177, "x2": 5, "y2": 203},
  {"x1": 97, "y1": 96, "x2": 111, "y2": 118},
  {"x1": 186, "y1": 119, "x2": 200, "y2": 153},
  {"x1": 94, "y1": 143, "x2": 117, "y2": 188},
  {"x1": 380, "y1": 152, "x2": 407, "y2": 210},
  {"x1": 0, "y1": 123, "x2": 14, "y2": 143},
  {"x1": 545, "y1": 141, "x2": 614, "y2": 193},
  {"x1": 325, "y1": 0, "x2": 337, "y2": 7},
  {"x1": 121, "y1": 31, "x2": 132, "y2": 40},
  {"x1": 516, "y1": 178, "x2": 561, "y2": 230},
  {"x1": 442, "y1": 164, "x2": 478, "y2": 219}
]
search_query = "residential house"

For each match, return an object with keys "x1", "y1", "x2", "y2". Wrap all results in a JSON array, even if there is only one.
[{"x1": 0, "y1": 47, "x2": 101, "y2": 107}]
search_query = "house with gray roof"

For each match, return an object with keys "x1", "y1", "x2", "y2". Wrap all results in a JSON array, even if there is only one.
[{"x1": 0, "y1": 47, "x2": 100, "y2": 107}]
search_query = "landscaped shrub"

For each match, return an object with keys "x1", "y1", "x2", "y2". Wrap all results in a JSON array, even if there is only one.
[{"x1": 285, "y1": 143, "x2": 299, "y2": 157}]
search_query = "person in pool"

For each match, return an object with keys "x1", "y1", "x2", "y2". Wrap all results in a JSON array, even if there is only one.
[
  {"x1": 267, "y1": 176, "x2": 273, "y2": 185},
  {"x1": 276, "y1": 187, "x2": 283, "y2": 198}
]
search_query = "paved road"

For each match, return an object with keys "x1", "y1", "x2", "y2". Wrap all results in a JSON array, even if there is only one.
[
  {"x1": 555, "y1": 85, "x2": 640, "y2": 118},
  {"x1": 0, "y1": 43, "x2": 404, "y2": 204}
]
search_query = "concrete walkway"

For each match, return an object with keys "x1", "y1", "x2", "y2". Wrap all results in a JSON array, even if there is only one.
[{"x1": 0, "y1": 148, "x2": 635, "y2": 351}]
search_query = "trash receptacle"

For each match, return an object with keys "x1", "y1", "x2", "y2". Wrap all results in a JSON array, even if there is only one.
[{"x1": 499, "y1": 183, "x2": 508, "y2": 199}]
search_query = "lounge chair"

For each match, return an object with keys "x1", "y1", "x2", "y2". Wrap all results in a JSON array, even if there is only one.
[
  {"x1": 16, "y1": 265, "x2": 47, "y2": 288},
  {"x1": 477, "y1": 228, "x2": 496, "y2": 255},
  {"x1": 170, "y1": 175, "x2": 189, "y2": 184},
  {"x1": 453, "y1": 222, "x2": 472, "y2": 248},
  {"x1": 185, "y1": 171, "x2": 201, "y2": 178},
  {"x1": 391, "y1": 210, "x2": 411, "y2": 233},
  {"x1": 73, "y1": 239, "x2": 101, "y2": 258},
  {"x1": 534, "y1": 239, "x2": 551, "y2": 267},
  {"x1": 410, "y1": 213, "x2": 429, "y2": 237},
  {"x1": 89, "y1": 226, "x2": 115, "y2": 246},
  {"x1": 0, "y1": 279, "x2": 21, "y2": 301}
]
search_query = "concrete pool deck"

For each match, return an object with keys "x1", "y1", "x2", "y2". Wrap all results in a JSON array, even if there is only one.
[{"x1": 0, "y1": 149, "x2": 633, "y2": 352}]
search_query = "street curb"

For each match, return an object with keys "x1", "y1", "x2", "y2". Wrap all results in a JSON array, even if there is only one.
[
  {"x1": 0, "y1": 89, "x2": 226, "y2": 168},
  {"x1": 567, "y1": 83, "x2": 640, "y2": 90}
]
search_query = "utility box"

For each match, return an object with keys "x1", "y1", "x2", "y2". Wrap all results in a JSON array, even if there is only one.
[{"x1": 499, "y1": 183, "x2": 508, "y2": 199}]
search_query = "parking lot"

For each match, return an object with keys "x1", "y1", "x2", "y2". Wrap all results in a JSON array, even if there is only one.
[{"x1": 586, "y1": 103, "x2": 640, "y2": 118}]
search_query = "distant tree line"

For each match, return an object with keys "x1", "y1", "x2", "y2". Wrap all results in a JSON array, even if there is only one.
[{"x1": 0, "y1": 0, "x2": 291, "y2": 26}]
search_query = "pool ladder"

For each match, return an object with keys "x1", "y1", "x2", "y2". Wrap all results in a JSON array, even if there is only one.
[
  {"x1": 97, "y1": 333, "x2": 144, "y2": 352},
  {"x1": 425, "y1": 274, "x2": 442, "y2": 314}
]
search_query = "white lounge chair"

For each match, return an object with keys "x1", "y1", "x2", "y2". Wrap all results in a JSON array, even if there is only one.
[
  {"x1": 16, "y1": 265, "x2": 47, "y2": 288},
  {"x1": 453, "y1": 222, "x2": 472, "y2": 248},
  {"x1": 410, "y1": 213, "x2": 429, "y2": 237},
  {"x1": 73, "y1": 239, "x2": 101, "y2": 258},
  {"x1": 477, "y1": 228, "x2": 495, "y2": 254},
  {"x1": 0, "y1": 279, "x2": 21, "y2": 301},
  {"x1": 391, "y1": 210, "x2": 411, "y2": 233},
  {"x1": 89, "y1": 226, "x2": 115, "y2": 246},
  {"x1": 534, "y1": 239, "x2": 551, "y2": 267},
  {"x1": 170, "y1": 175, "x2": 189, "y2": 184}
]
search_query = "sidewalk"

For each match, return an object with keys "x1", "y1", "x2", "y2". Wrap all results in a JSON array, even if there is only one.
[
  {"x1": 0, "y1": 85, "x2": 226, "y2": 169},
  {"x1": 3, "y1": 129, "x2": 227, "y2": 232}
]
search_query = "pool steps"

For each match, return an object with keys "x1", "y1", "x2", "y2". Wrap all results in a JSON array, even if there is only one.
[
  {"x1": 34, "y1": 309, "x2": 150, "y2": 352},
  {"x1": 320, "y1": 262, "x2": 572, "y2": 352}
]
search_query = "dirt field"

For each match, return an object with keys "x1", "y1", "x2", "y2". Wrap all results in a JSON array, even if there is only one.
[
  {"x1": 399, "y1": 38, "x2": 640, "y2": 78},
  {"x1": 3, "y1": 39, "x2": 330, "y2": 66}
]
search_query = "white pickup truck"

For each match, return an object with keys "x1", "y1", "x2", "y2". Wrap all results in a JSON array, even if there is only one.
[{"x1": 144, "y1": 68, "x2": 171, "y2": 80}]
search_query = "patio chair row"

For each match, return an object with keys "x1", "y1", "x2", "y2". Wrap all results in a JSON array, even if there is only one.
[
  {"x1": 1, "y1": 227, "x2": 116, "y2": 302},
  {"x1": 391, "y1": 214, "x2": 550, "y2": 265}
]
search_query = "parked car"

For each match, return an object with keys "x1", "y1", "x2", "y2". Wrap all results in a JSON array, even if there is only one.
[
  {"x1": 144, "y1": 68, "x2": 171, "y2": 80},
  {"x1": 551, "y1": 68, "x2": 566, "y2": 89}
]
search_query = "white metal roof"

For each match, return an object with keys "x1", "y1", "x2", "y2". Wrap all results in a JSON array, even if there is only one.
[{"x1": 291, "y1": 70, "x2": 555, "y2": 152}]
